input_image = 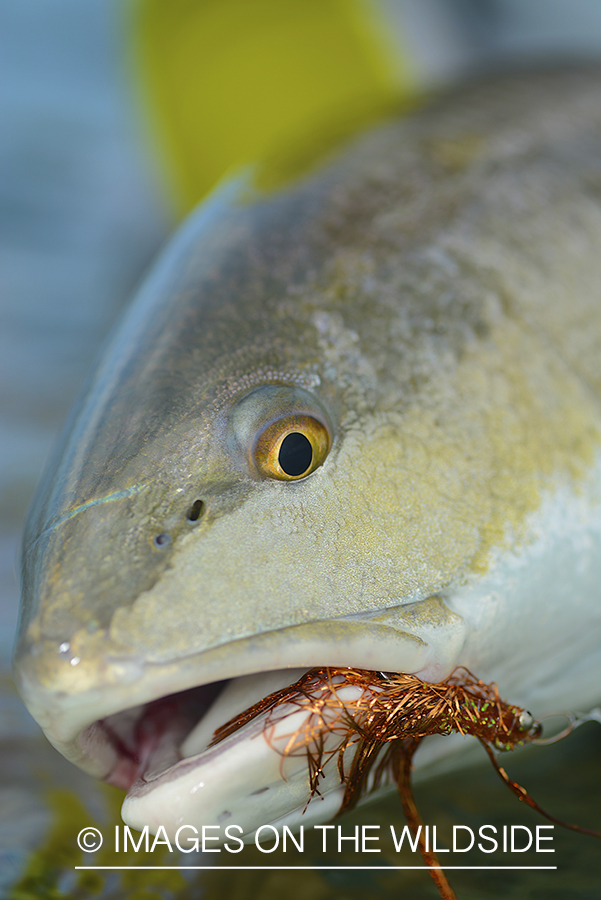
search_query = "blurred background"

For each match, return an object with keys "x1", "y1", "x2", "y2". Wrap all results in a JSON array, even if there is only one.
[{"x1": 2, "y1": 1, "x2": 601, "y2": 897}]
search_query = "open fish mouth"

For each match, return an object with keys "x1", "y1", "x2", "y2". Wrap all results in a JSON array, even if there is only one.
[
  {"x1": 42, "y1": 599, "x2": 466, "y2": 839},
  {"x1": 101, "y1": 666, "x2": 388, "y2": 838},
  {"x1": 98, "y1": 668, "x2": 317, "y2": 837}
]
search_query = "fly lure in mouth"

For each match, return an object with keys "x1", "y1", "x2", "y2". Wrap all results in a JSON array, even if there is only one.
[{"x1": 212, "y1": 665, "x2": 601, "y2": 900}]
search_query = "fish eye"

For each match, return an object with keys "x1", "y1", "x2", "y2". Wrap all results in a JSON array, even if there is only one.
[
  {"x1": 227, "y1": 384, "x2": 334, "y2": 481},
  {"x1": 253, "y1": 414, "x2": 330, "y2": 481}
]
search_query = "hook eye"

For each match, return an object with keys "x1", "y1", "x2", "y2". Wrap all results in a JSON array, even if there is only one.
[{"x1": 532, "y1": 712, "x2": 576, "y2": 745}]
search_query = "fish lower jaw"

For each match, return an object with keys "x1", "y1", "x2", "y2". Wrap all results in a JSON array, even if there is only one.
[
  {"x1": 92, "y1": 626, "x2": 463, "y2": 840},
  {"x1": 119, "y1": 667, "x2": 324, "y2": 840},
  {"x1": 120, "y1": 675, "x2": 356, "y2": 843},
  {"x1": 116, "y1": 668, "x2": 398, "y2": 841}
]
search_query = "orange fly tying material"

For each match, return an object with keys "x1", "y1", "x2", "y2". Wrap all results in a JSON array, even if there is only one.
[{"x1": 211, "y1": 666, "x2": 600, "y2": 900}]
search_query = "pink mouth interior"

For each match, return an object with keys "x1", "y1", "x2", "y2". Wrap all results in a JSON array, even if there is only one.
[{"x1": 90, "y1": 681, "x2": 227, "y2": 790}]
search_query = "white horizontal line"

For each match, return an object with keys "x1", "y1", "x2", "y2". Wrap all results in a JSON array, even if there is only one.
[{"x1": 75, "y1": 866, "x2": 558, "y2": 871}]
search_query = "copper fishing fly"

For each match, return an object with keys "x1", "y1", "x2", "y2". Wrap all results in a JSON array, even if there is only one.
[{"x1": 211, "y1": 666, "x2": 601, "y2": 900}]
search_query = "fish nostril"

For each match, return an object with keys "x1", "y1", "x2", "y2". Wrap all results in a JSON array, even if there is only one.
[
  {"x1": 153, "y1": 532, "x2": 171, "y2": 548},
  {"x1": 186, "y1": 499, "x2": 206, "y2": 523}
]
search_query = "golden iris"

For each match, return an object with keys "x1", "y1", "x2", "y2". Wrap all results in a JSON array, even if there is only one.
[{"x1": 253, "y1": 415, "x2": 331, "y2": 480}]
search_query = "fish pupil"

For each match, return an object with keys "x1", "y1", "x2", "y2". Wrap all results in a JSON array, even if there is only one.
[{"x1": 279, "y1": 432, "x2": 313, "y2": 477}]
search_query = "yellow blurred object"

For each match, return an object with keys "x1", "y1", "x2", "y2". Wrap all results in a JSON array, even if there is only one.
[{"x1": 133, "y1": 0, "x2": 417, "y2": 213}]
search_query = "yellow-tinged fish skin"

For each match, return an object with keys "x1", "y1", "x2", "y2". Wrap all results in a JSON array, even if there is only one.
[{"x1": 13, "y1": 69, "x2": 601, "y2": 807}]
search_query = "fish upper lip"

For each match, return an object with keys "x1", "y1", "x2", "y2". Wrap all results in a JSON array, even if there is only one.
[{"x1": 14, "y1": 598, "x2": 466, "y2": 792}]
